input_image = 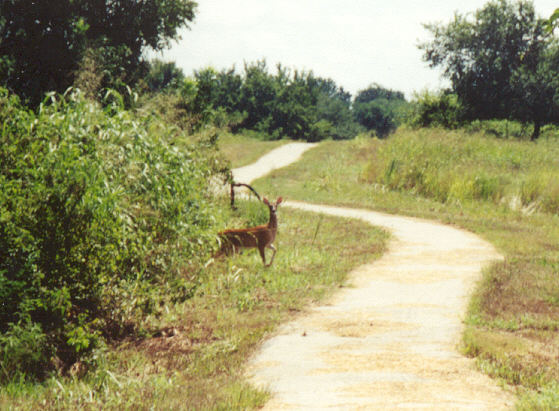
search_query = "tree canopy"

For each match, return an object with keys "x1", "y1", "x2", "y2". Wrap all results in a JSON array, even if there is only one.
[
  {"x1": 0, "y1": 0, "x2": 196, "y2": 105},
  {"x1": 353, "y1": 84, "x2": 408, "y2": 137},
  {"x1": 190, "y1": 61, "x2": 366, "y2": 141},
  {"x1": 420, "y1": 0, "x2": 559, "y2": 139}
]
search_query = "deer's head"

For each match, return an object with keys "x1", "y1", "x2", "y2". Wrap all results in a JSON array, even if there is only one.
[{"x1": 263, "y1": 197, "x2": 283, "y2": 213}]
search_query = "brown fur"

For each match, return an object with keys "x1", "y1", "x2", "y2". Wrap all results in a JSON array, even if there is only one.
[{"x1": 217, "y1": 197, "x2": 283, "y2": 266}]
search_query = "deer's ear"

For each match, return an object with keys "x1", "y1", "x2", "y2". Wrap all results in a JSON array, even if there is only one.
[
  {"x1": 263, "y1": 197, "x2": 270, "y2": 205},
  {"x1": 276, "y1": 197, "x2": 283, "y2": 205}
]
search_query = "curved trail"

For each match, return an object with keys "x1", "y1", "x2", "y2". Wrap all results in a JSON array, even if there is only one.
[{"x1": 235, "y1": 143, "x2": 513, "y2": 410}]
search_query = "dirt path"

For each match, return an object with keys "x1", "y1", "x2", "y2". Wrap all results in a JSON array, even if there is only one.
[{"x1": 235, "y1": 143, "x2": 513, "y2": 410}]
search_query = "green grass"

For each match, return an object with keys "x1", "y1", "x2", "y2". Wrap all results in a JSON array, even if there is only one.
[
  {"x1": 252, "y1": 129, "x2": 559, "y2": 407},
  {"x1": 217, "y1": 132, "x2": 289, "y2": 168},
  {"x1": 1, "y1": 183, "x2": 388, "y2": 409}
]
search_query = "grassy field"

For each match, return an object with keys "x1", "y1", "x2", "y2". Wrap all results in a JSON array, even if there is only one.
[
  {"x1": 252, "y1": 129, "x2": 559, "y2": 408},
  {"x1": 0, "y1": 136, "x2": 388, "y2": 410},
  {"x1": 217, "y1": 132, "x2": 289, "y2": 168}
]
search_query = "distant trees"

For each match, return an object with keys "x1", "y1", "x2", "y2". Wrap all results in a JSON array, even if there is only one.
[
  {"x1": 137, "y1": 59, "x2": 410, "y2": 141},
  {"x1": 353, "y1": 84, "x2": 408, "y2": 137},
  {"x1": 409, "y1": 91, "x2": 465, "y2": 129},
  {"x1": 144, "y1": 60, "x2": 185, "y2": 93},
  {"x1": 420, "y1": 0, "x2": 559, "y2": 140},
  {"x1": 189, "y1": 61, "x2": 379, "y2": 141},
  {"x1": 0, "y1": 0, "x2": 197, "y2": 105}
]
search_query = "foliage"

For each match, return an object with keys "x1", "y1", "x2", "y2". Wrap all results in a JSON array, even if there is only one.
[
  {"x1": 409, "y1": 90, "x2": 465, "y2": 129},
  {"x1": 190, "y1": 60, "x2": 363, "y2": 141},
  {"x1": 143, "y1": 59, "x2": 185, "y2": 93},
  {"x1": 419, "y1": 0, "x2": 559, "y2": 139},
  {"x1": 155, "y1": 61, "x2": 405, "y2": 141},
  {"x1": 354, "y1": 85, "x2": 404, "y2": 104},
  {"x1": 353, "y1": 84, "x2": 409, "y2": 137},
  {"x1": 0, "y1": 87, "x2": 226, "y2": 381},
  {"x1": 0, "y1": 0, "x2": 196, "y2": 105},
  {"x1": 546, "y1": 7, "x2": 559, "y2": 33},
  {"x1": 316, "y1": 85, "x2": 364, "y2": 140},
  {"x1": 464, "y1": 119, "x2": 531, "y2": 139}
]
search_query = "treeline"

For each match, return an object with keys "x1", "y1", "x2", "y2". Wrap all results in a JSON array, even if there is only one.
[
  {"x1": 144, "y1": 59, "x2": 409, "y2": 140},
  {"x1": 415, "y1": 0, "x2": 559, "y2": 140}
]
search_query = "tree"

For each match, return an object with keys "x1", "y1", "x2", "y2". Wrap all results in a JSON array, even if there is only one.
[
  {"x1": 0, "y1": 0, "x2": 196, "y2": 105},
  {"x1": 420, "y1": 0, "x2": 559, "y2": 140},
  {"x1": 546, "y1": 8, "x2": 559, "y2": 32},
  {"x1": 354, "y1": 85, "x2": 404, "y2": 104},
  {"x1": 193, "y1": 66, "x2": 243, "y2": 115},
  {"x1": 353, "y1": 84, "x2": 408, "y2": 137},
  {"x1": 144, "y1": 59, "x2": 185, "y2": 92},
  {"x1": 313, "y1": 77, "x2": 362, "y2": 140},
  {"x1": 410, "y1": 90, "x2": 465, "y2": 129},
  {"x1": 187, "y1": 60, "x2": 363, "y2": 141},
  {"x1": 238, "y1": 60, "x2": 278, "y2": 133}
]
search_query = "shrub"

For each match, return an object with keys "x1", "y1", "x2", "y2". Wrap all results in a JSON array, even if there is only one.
[
  {"x1": 409, "y1": 91, "x2": 465, "y2": 129},
  {"x1": 0, "y1": 88, "x2": 226, "y2": 381},
  {"x1": 465, "y1": 119, "x2": 529, "y2": 139}
]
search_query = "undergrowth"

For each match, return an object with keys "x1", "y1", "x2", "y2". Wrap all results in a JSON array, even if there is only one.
[{"x1": 0, "y1": 87, "x2": 228, "y2": 382}]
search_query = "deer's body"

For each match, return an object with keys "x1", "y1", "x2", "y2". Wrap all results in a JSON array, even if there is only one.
[{"x1": 218, "y1": 197, "x2": 282, "y2": 266}]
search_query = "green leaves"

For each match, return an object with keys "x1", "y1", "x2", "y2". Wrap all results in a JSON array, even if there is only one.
[
  {"x1": 545, "y1": 8, "x2": 559, "y2": 33},
  {"x1": 0, "y1": 87, "x2": 225, "y2": 381},
  {"x1": 191, "y1": 60, "x2": 364, "y2": 141},
  {"x1": 353, "y1": 85, "x2": 409, "y2": 137},
  {"x1": 0, "y1": 0, "x2": 197, "y2": 105},
  {"x1": 419, "y1": 0, "x2": 559, "y2": 138}
]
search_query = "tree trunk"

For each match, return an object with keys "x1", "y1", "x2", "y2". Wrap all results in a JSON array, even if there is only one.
[{"x1": 531, "y1": 119, "x2": 541, "y2": 141}]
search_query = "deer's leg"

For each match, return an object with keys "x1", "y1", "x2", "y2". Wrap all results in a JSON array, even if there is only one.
[
  {"x1": 258, "y1": 244, "x2": 267, "y2": 266},
  {"x1": 265, "y1": 244, "x2": 277, "y2": 267}
]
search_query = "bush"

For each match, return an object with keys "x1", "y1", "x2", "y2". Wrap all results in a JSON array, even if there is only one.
[
  {"x1": 0, "y1": 88, "x2": 226, "y2": 381},
  {"x1": 464, "y1": 119, "x2": 529, "y2": 139},
  {"x1": 409, "y1": 91, "x2": 465, "y2": 129}
]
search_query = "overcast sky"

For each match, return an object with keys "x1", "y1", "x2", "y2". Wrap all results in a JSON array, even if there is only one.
[{"x1": 156, "y1": 0, "x2": 559, "y2": 99}]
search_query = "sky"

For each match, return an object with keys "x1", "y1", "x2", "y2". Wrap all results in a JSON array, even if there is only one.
[{"x1": 156, "y1": 0, "x2": 559, "y2": 99}]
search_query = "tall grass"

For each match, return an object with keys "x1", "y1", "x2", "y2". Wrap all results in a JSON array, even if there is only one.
[{"x1": 362, "y1": 128, "x2": 559, "y2": 214}]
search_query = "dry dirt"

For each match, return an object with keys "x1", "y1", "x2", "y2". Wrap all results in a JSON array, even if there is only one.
[{"x1": 235, "y1": 143, "x2": 514, "y2": 410}]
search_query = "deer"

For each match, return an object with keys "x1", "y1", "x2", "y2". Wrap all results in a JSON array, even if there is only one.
[{"x1": 217, "y1": 197, "x2": 283, "y2": 267}]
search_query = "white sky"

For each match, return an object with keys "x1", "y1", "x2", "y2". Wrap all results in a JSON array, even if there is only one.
[{"x1": 156, "y1": 0, "x2": 559, "y2": 99}]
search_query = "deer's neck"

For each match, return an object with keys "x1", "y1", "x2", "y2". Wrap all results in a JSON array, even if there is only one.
[{"x1": 267, "y1": 209, "x2": 278, "y2": 231}]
